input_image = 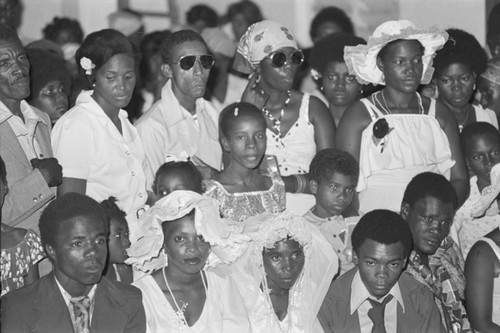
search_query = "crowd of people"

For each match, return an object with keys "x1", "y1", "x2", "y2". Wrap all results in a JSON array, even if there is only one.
[{"x1": 1, "y1": 0, "x2": 500, "y2": 332}]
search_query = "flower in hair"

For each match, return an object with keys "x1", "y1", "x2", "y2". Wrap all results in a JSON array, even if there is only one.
[
  {"x1": 80, "y1": 57, "x2": 95, "y2": 75},
  {"x1": 310, "y1": 68, "x2": 321, "y2": 81},
  {"x1": 165, "y1": 151, "x2": 190, "y2": 163}
]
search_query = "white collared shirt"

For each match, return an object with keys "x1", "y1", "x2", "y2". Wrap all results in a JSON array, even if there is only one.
[
  {"x1": 0, "y1": 100, "x2": 46, "y2": 161},
  {"x1": 51, "y1": 91, "x2": 147, "y2": 219},
  {"x1": 350, "y1": 270, "x2": 405, "y2": 333},
  {"x1": 55, "y1": 277, "x2": 97, "y2": 327}
]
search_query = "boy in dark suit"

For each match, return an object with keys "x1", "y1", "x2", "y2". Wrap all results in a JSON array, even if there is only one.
[
  {"x1": 2, "y1": 193, "x2": 146, "y2": 333},
  {"x1": 317, "y1": 209, "x2": 445, "y2": 333}
]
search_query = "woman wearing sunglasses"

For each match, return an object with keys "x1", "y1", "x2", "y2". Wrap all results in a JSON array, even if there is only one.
[
  {"x1": 234, "y1": 20, "x2": 335, "y2": 211},
  {"x1": 337, "y1": 20, "x2": 469, "y2": 214},
  {"x1": 135, "y1": 30, "x2": 223, "y2": 189}
]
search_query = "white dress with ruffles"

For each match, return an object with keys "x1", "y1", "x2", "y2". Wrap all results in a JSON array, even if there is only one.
[{"x1": 357, "y1": 97, "x2": 455, "y2": 213}]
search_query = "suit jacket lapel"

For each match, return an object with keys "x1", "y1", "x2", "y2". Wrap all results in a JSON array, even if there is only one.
[
  {"x1": 33, "y1": 274, "x2": 75, "y2": 332},
  {"x1": 91, "y1": 278, "x2": 128, "y2": 332}
]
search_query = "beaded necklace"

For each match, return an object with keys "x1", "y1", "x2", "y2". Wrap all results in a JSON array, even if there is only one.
[
  {"x1": 162, "y1": 266, "x2": 208, "y2": 328},
  {"x1": 262, "y1": 90, "x2": 292, "y2": 138}
]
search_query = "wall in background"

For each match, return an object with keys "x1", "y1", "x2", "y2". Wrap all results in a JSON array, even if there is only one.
[{"x1": 17, "y1": 0, "x2": 491, "y2": 49}]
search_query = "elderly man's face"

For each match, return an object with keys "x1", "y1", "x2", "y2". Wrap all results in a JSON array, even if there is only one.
[
  {"x1": 401, "y1": 196, "x2": 454, "y2": 256},
  {"x1": 0, "y1": 37, "x2": 30, "y2": 106}
]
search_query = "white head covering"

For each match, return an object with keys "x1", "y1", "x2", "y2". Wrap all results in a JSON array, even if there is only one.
[
  {"x1": 126, "y1": 190, "x2": 250, "y2": 273},
  {"x1": 230, "y1": 212, "x2": 338, "y2": 332},
  {"x1": 233, "y1": 20, "x2": 299, "y2": 75},
  {"x1": 344, "y1": 20, "x2": 448, "y2": 86}
]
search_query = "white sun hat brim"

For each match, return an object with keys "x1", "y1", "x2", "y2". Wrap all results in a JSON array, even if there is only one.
[{"x1": 344, "y1": 20, "x2": 448, "y2": 86}]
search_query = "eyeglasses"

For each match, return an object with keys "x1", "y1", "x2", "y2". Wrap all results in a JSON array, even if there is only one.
[
  {"x1": 267, "y1": 50, "x2": 304, "y2": 68},
  {"x1": 172, "y1": 54, "x2": 215, "y2": 71}
]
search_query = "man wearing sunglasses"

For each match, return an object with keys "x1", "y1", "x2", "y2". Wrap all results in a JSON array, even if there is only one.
[{"x1": 136, "y1": 30, "x2": 223, "y2": 189}]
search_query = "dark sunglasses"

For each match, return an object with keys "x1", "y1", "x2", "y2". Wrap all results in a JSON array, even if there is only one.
[
  {"x1": 173, "y1": 54, "x2": 215, "y2": 71},
  {"x1": 267, "y1": 50, "x2": 304, "y2": 68}
]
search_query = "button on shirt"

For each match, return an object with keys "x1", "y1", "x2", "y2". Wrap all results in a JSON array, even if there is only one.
[
  {"x1": 51, "y1": 91, "x2": 147, "y2": 216},
  {"x1": 350, "y1": 271, "x2": 405, "y2": 333}
]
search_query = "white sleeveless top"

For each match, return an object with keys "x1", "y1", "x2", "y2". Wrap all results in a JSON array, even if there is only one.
[
  {"x1": 266, "y1": 94, "x2": 316, "y2": 177},
  {"x1": 477, "y1": 237, "x2": 500, "y2": 325},
  {"x1": 357, "y1": 96, "x2": 455, "y2": 213}
]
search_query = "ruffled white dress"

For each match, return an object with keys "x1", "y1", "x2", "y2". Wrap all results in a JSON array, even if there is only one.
[
  {"x1": 357, "y1": 96, "x2": 455, "y2": 213},
  {"x1": 133, "y1": 272, "x2": 250, "y2": 333}
]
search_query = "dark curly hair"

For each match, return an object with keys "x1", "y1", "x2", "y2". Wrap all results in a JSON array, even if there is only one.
[
  {"x1": 186, "y1": 4, "x2": 219, "y2": 28},
  {"x1": 351, "y1": 209, "x2": 412, "y2": 257},
  {"x1": 461, "y1": 121, "x2": 500, "y2": 155},
  {"x1": 401, "y1": 172, "x2": 458, "y2": 210},
  {"x1": 75, "y1": 29, "x2": 135, "y2": 86},
  {"x1": 42, "y1": 17, "x2": 84, "y2": 45},
  {"x1": 310, "y1": 32, "x2": 365, "y2": 74},
  {"x1": 152, "y1": 161, "x2": 203, "y2": 196},
  {"x1": 160, "y1": 30, "x2": 207, "y2": 64},
  {"x1": 309, "y1": 148, "x2": 359, "y2": 184},
  {"x1": 433, "y1": 28, "x2": 488, "y2": 76},
  {"x1": 309, "y1": 6, "x2": 354, "y2": 41},
  {"x1": 226, "y1": 0, "x2": 263, "y2": 26},
  {"x1": 39, "y1": 193, "x2": 108, "y2": 249},
  {"x1": 100, "y1": 196, "x2": 127, "y2": 223},
  {"x1": 219, "y1": 102, "x2": 266, "y2": 138}
]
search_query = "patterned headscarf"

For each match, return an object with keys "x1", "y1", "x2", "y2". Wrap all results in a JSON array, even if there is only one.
[
  {"x1": 481, "y1": 57, "x2": 500, "y2": 86},
  {"x1": 233, "y1": 20, "x2": 299, "y2": 75}
]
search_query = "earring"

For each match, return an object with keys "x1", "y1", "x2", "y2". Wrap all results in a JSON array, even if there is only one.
[
  {"x1": 381, "y1": 73, "x2": 385, "y2": 84},
  {"x1": 163, "y1": 249, "x2": 169, "y2": 267},
  {"x1": 473, "y1": 83, "x2": 476, "y2": 90},
  {"x1": 92, "y1": 83, "x2": 96, "y2": 88}
]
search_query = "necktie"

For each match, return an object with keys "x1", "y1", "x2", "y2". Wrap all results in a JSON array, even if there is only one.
[
  {"x1": 367, "y1": 294, "x2": 393, "y2": 333},
  {"x1": 70, "y1": 296, "x2": 91, "y2": 333}
]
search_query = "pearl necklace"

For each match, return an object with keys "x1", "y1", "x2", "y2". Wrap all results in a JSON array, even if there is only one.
[
  {"x1": 375, "y1": 91, "x2": 424, "y2": 115},
  {"x1": 162, "y1": 266, "x2": 208, "y2": 328},
  {"x1": 262, "y1": 90, "x2": 292, "y2": 138}
]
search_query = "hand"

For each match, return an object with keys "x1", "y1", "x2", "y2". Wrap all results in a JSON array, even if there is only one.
[
  {"x1": 241, "y1": 72, "x2": 269, "y2": 110},
  {"x1": 30, "y1": 158, "x2": 63, "y2": 187}
]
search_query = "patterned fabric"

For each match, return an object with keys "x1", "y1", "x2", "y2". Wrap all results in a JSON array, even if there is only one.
[
  {"x1": 1, "y1": 229, "x2": 45, "y2": 296},
  {"x1": 71, "y1": 296, "x2": 91, "y2": 333},
  {"x1": 203, "y1": 169, "x2": 286, "y2": 222},
  {"x1": 405, "y1": 237, "x2": 471, "y2": 332},
  {"x1": 233, "y1": 20, "x2": 299, "y2": 75}
]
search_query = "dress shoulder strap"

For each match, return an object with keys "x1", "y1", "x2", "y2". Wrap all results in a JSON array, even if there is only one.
[
  {"x1": 301, "y1": 93, "x2": 311, "y2": 123},
  {"x1": 479, "y1": 237, "x2": 500, "y2": 260},
  {"x1": 428, "y1": 97, "x2": 437, "y2": 117},
  {"x1": 360, "y1": 97, "x2": 384, "y2": 121}
]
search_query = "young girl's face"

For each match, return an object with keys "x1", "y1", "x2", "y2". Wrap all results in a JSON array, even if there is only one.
[
  {"x1": 163, "y1": 214, "x2": 210, "y2": 275},
  {"x1": 321, "y1": 61, "x2": 361, "y2": 107},
  {"x1": 311, "y1": 171, "x2": 356, "y2": 218},
  {"x1": 108, "y1": 217, "x2": 131, "y2": 264},
  {"x1": 437, "y1": 63, "x2": 475, "y2": 109},
  {"x1": 466, "y1": 133, "x2": 500, "y2": 185},
  {"x1": 154, "y1": 169, "x2": 199, "y2": 200},
  {"x1": 31, "y1": 80, "x2": 68, "y2": 123},
  {"x1": 92, "y1": 53, "x2": 136, "y2": 113},
  {"x1": 262, "y1": 238, "x2": 305, "y2": 291},
  {"x1": 223, "y1": 115, "x2": 267, "y2": 170}
]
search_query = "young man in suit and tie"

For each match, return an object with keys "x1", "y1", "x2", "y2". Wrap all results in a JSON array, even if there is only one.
[
  {"x1": 2, "y1": 193, "x2": 146, "y2": 333},
  {"x1": 317, "y1": 209, "x2": 445, "y2": 333}
]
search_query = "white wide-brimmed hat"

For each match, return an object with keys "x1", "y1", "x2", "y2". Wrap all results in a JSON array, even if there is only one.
[{"x1": 344, "y1": 20, "x2": 448, "y2": 86}]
